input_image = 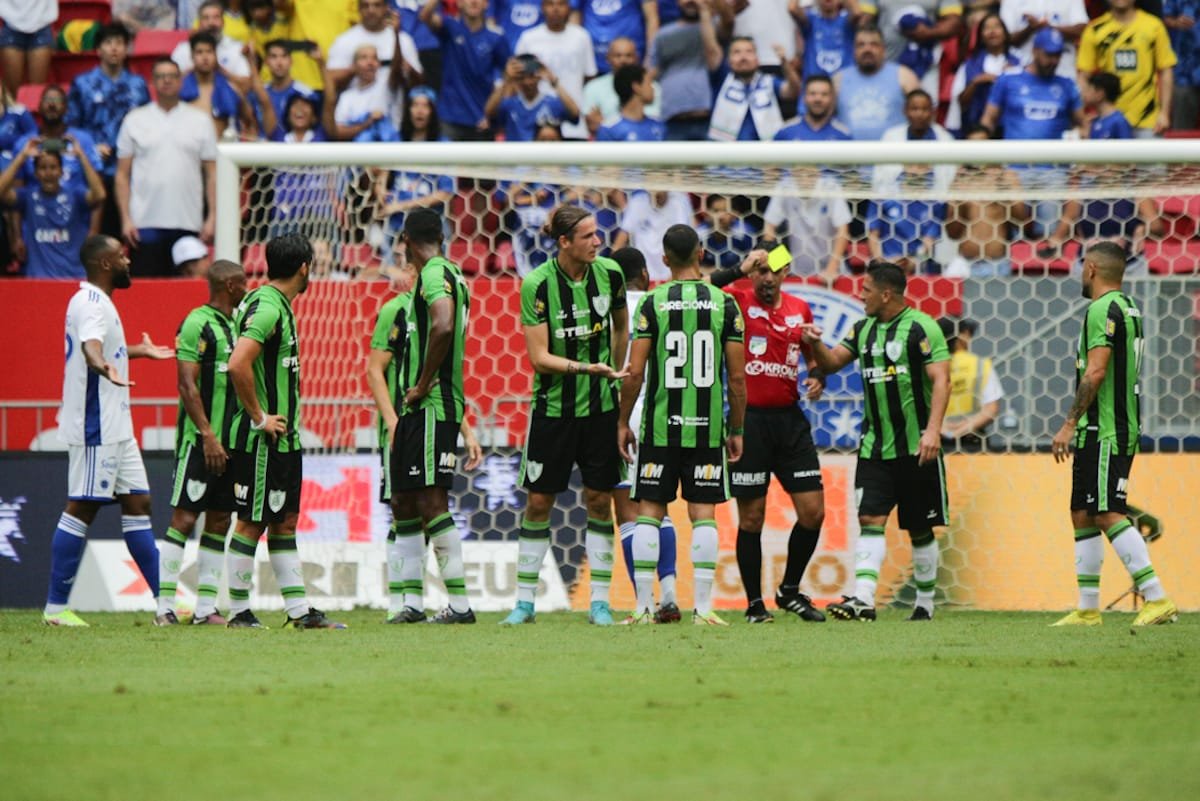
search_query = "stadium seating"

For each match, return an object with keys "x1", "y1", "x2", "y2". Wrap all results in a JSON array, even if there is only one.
[
  {"x1": 15, "y1": 84, "x2": 52, "y2": 118},
  {"x1": 1010, "y1": 240, "x2": 1079, "y2": 274},
  {"x1": 54, "y1": 0, "x2": 113, "y2": 30},
  {"x1": 129, "y1": 29, "x2": 189, "y2": 84},
  {"x1": 50, "y1": 53, "x2": 99, "y2": 85}
]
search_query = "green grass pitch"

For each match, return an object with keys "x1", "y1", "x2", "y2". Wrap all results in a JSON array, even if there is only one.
[{"x1": 2, "y1": 609, "x2": 1197, "y2": 801}]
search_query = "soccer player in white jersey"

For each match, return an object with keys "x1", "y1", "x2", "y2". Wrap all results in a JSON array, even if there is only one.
[
  {"x1": 44, "y1": 235, "x2": 176, "y2": 626},
  {"x1": 610, "y1": 247, "x2": 681, "y2": 623}
]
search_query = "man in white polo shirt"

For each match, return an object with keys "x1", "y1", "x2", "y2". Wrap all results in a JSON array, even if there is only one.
[{"x1": 115, "y1": 57, "x2": 218, "y2": 277}]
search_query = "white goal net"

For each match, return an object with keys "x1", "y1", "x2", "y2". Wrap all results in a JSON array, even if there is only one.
[{"x1": 210, "y1": 141, "x2": 1200, "y2": 615}]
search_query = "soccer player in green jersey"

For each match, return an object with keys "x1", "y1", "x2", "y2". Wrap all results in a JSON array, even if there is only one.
[
  {"x1": 1049, "y1": 241, "x2": 1177, "y2": 628},
  {"x1": 502, "y1": 205, "x2": 629, "y2": 627},
  {"x1": 158, "y1": 260, "x2": 247, "y2": 625},
  {"x1": 617, "y1": 224, "x2": 747, "y2": 626},
  {"x1": 391, "y1": 209, "x2": 478, "y2": 624},
  {"x1": 803, "y1": 261, "x2": 951, "y2": 622},
  {"x1": 225, "y1": 234, "x2": 345, "y2": 629},
  {"x1": 367, "y1": 257, "x2": 482, "y2": 623}
]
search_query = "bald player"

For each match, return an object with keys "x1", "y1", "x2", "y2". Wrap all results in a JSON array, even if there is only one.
[{"x1": 157, "y1": 259, "x2": 248, "y2": 625}]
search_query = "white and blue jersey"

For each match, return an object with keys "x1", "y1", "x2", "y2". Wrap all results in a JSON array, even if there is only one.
[
  {"x1": 11, "y1": 128, "x2": 102, "y2": 192},
  {"x1": 491, "y1": 0, "x2": 543, "y2": 50},
  {"x1": 1165, "y1": 0, "x2": 1200, "y2": 87},
  {"x1": 66, "y1": 67, "x2": 150, "y2": 176},
  {"x1": 798, "y1": 10, "x2": 856, "y2": 78},
  {"x1": 0, "y1": 102, "x2": 36, "y2": 160},
  {"x1": 437, "y1": 16, "x2": 511, "y2": 127},
  {"x1": 384, "y1": 170, "x2": 455, "y2": 234},
  {"x1": 180, "y1": 72, "x2": 243, "y2": 128},
  {"x1": 61, "y1": 282, "x2": 134, "y2": 446},
  {"x1": 596, "y1": 114, "x2": 665, "y2": 141},
  {"x1": 987, "y1": 70, "x2": 1081, "y2": 140},
  {"x1": 497, "y1": 92, "x2": 575, "y2": 141},
  {"x1": 14, "y1": 185, "x2": 91, "y2": 279},
  {"x1": 583, "y1": 0, "x2": 647, "y2": 68}
]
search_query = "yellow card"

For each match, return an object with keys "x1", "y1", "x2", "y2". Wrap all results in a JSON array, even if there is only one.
[{"x1": 767, "y1": 244, "x2": 792, "y2": 272}]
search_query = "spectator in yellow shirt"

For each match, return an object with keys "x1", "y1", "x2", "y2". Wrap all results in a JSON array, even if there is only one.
[{"x1": 1077, "y1": 0, "x2": 1177, "y2": 135}]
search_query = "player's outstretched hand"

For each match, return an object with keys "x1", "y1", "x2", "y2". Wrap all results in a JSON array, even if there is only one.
[
  {"x1": 462, "y1": 428, "x2": 483, "y2": 471},
  {"x1": 917, "y1": 429, "x2": 940, "y2": 466},
  {"x1": 1051, "y1": 423, "x2": 1074, "y2": 464},
  {"x1": 134, "y1": 332, "x2": 175, "y2": 360},
  {"x1": 103, "y1": 362, "x2": 132, "y2": 387},
  {"x1": 725, "y1": 433, "x2": 743, "y2": 463},
  {"x1": 202, "y1": 431, "x2": 229, "y2": 475},
  {"x1": 588, "y1": 362, "x2": 628, "y2": 381},
  {"x1": 617, "y1": 422, "x2": 637, "y2": 464},
  {"x1": 800, "y1": 323, "x2": 823, "y2": 345}
]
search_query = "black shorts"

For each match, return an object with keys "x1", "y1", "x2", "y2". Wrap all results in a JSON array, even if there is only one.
[
  {"x1": 855, "y1": 455, "x2": 948, "y2": 531},
  {"x1": 231, "y1": 438, "x2": 302, "y2": 524},
  {"x1": 1071, "y1": 440, "x2": 1133, "y2": 515},
  {"x1": 730, "y1": 406, "x2": 823, "y2": 498},
  {"x1": 521, "y1": 410, "x2": 624, "y2": 494},
  {"x1": 631, "y1": 443, "x2": 728, "y2": 505},
  {"x1": 169, "y1": 438, "x2": 237, "y2": 513},
  {"x1": 391, "y1": 409, "x2": 459, "y2": 493}
]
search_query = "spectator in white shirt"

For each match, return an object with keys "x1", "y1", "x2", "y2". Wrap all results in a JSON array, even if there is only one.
[
  {"x1": 732, "y1": 0, "x2": 798, "y2": 70},
  {"x1": 613, "y1": 190, "x2": 694, "y2": 281},
  {"x1": 1000, "y1": 0, "x2": 1088, "y2": 78},
  {"x1": 583, "y1": 36, "x2": 663, "y2": 135},
  {"x1": 516, "y1": 0, "x2": 597, "y2": 139},
  {"x1": 115, "y1": 58, "x2": 218, "y2": 276},
  {"x1": 326, "y1": 0, "x2": 423, "y2": 121},
  {"x1": 172, "y1": 0, "x2": 252, "y2": 81}
]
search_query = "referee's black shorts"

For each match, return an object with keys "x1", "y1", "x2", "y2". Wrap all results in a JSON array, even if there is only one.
[{"x1": 730, "y1": 405, "x2": 823, "y2": 498}]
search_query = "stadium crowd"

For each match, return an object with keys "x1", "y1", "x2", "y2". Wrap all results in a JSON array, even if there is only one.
[{"x1": 2, "y1": 0, "x2": 1198, "y2": 279}]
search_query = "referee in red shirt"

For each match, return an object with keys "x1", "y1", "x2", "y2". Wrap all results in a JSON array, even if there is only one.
[{"x1": 711, "y1": 250, "x2": 827, "y2": 623}]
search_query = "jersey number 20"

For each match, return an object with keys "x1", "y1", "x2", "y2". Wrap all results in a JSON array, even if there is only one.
[{"x1": 664, "y1": 330, "x2": 716, "y2": 389}]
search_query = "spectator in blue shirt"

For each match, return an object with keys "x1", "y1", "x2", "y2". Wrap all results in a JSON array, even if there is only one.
[
  {"x1": 12, "y1": 86, "x2": 104, "y2": 196},
  {"x1": 66, "y1": 23, "x2": 149, "y2": 181},
  {"x1": 980, "y1": 28, "x2": 1083, "y2": 139},
  {"x1": 1085, "y1": 72, "x2": 1135, "y2": 139},
  {"x1": 581, "y1": 0, "x2": 660, "y2": 71},
  {"x1": 774, "y1": 75, "x2": 853, "y2": 141},
  {"x1": 597, "y1": 64, "x2": 666, "y2": 140},
  {"x1": 485, "y1": 54, "x2": 580, "y2": 140},
  {"x1": 790, "y1": 0, "x2": 859, "y2": 78},
  {"x1": 249, "y1": 40, "x2": 322, "y2": 140},
  {"x1": 180, "y1": 33, "x2": 252, "y2": 140},
  {"x1": 1165, "y1": 1, "x2": 1200, "y2": 128},
  {"x1": 659, "y1": 0, "x2": 681, "y2": 25},
  {"x1": 421, "y1": 0, "x2": 511, "y2": 141},
  {"x1": 0, "y1": 87, "x2": 36, "y2": 160},
  {"x1": 0, "y1": 136, "x2": 106, "y2": 278}
]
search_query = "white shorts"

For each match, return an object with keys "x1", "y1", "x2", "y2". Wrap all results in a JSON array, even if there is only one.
[{"x1": 68, "y1": 440, "x2": 150, "y2": 502}]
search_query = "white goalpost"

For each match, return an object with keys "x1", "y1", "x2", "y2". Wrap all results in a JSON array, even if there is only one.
[{"x1": 210, "y1": 139, "x2": 1200, "y2": 615}]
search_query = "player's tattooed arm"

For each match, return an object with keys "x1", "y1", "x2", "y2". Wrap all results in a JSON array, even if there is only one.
[{"x1": 1052, "y1": 346, "x2": 1111, "y2": 463}]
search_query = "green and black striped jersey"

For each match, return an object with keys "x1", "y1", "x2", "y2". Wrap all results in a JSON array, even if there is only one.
[
  {"x1": 520, "y1": 256, "x2": 627, "y2": 418},
  {"x1": 230, "y1": 285, "x2": 302, "y2": 453},
  {"x1": 369, "y1": 292, "x2": 411, "y2": 448},
  {"x1": 1075, "y1": 290, "x2": 1143, "y2": 455},
  {"x1": 400, "y1": 256, "x2": 469, "y2": 424},
  {"x1": 634, "y1": 280, "x2": 743, "y2": 448},
  {"x1": 174, "y1": 304, "x2": 236, "y2": 454},
  {"x1": 841, "y1": 307, "x2": 949, "y2": 460}
]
